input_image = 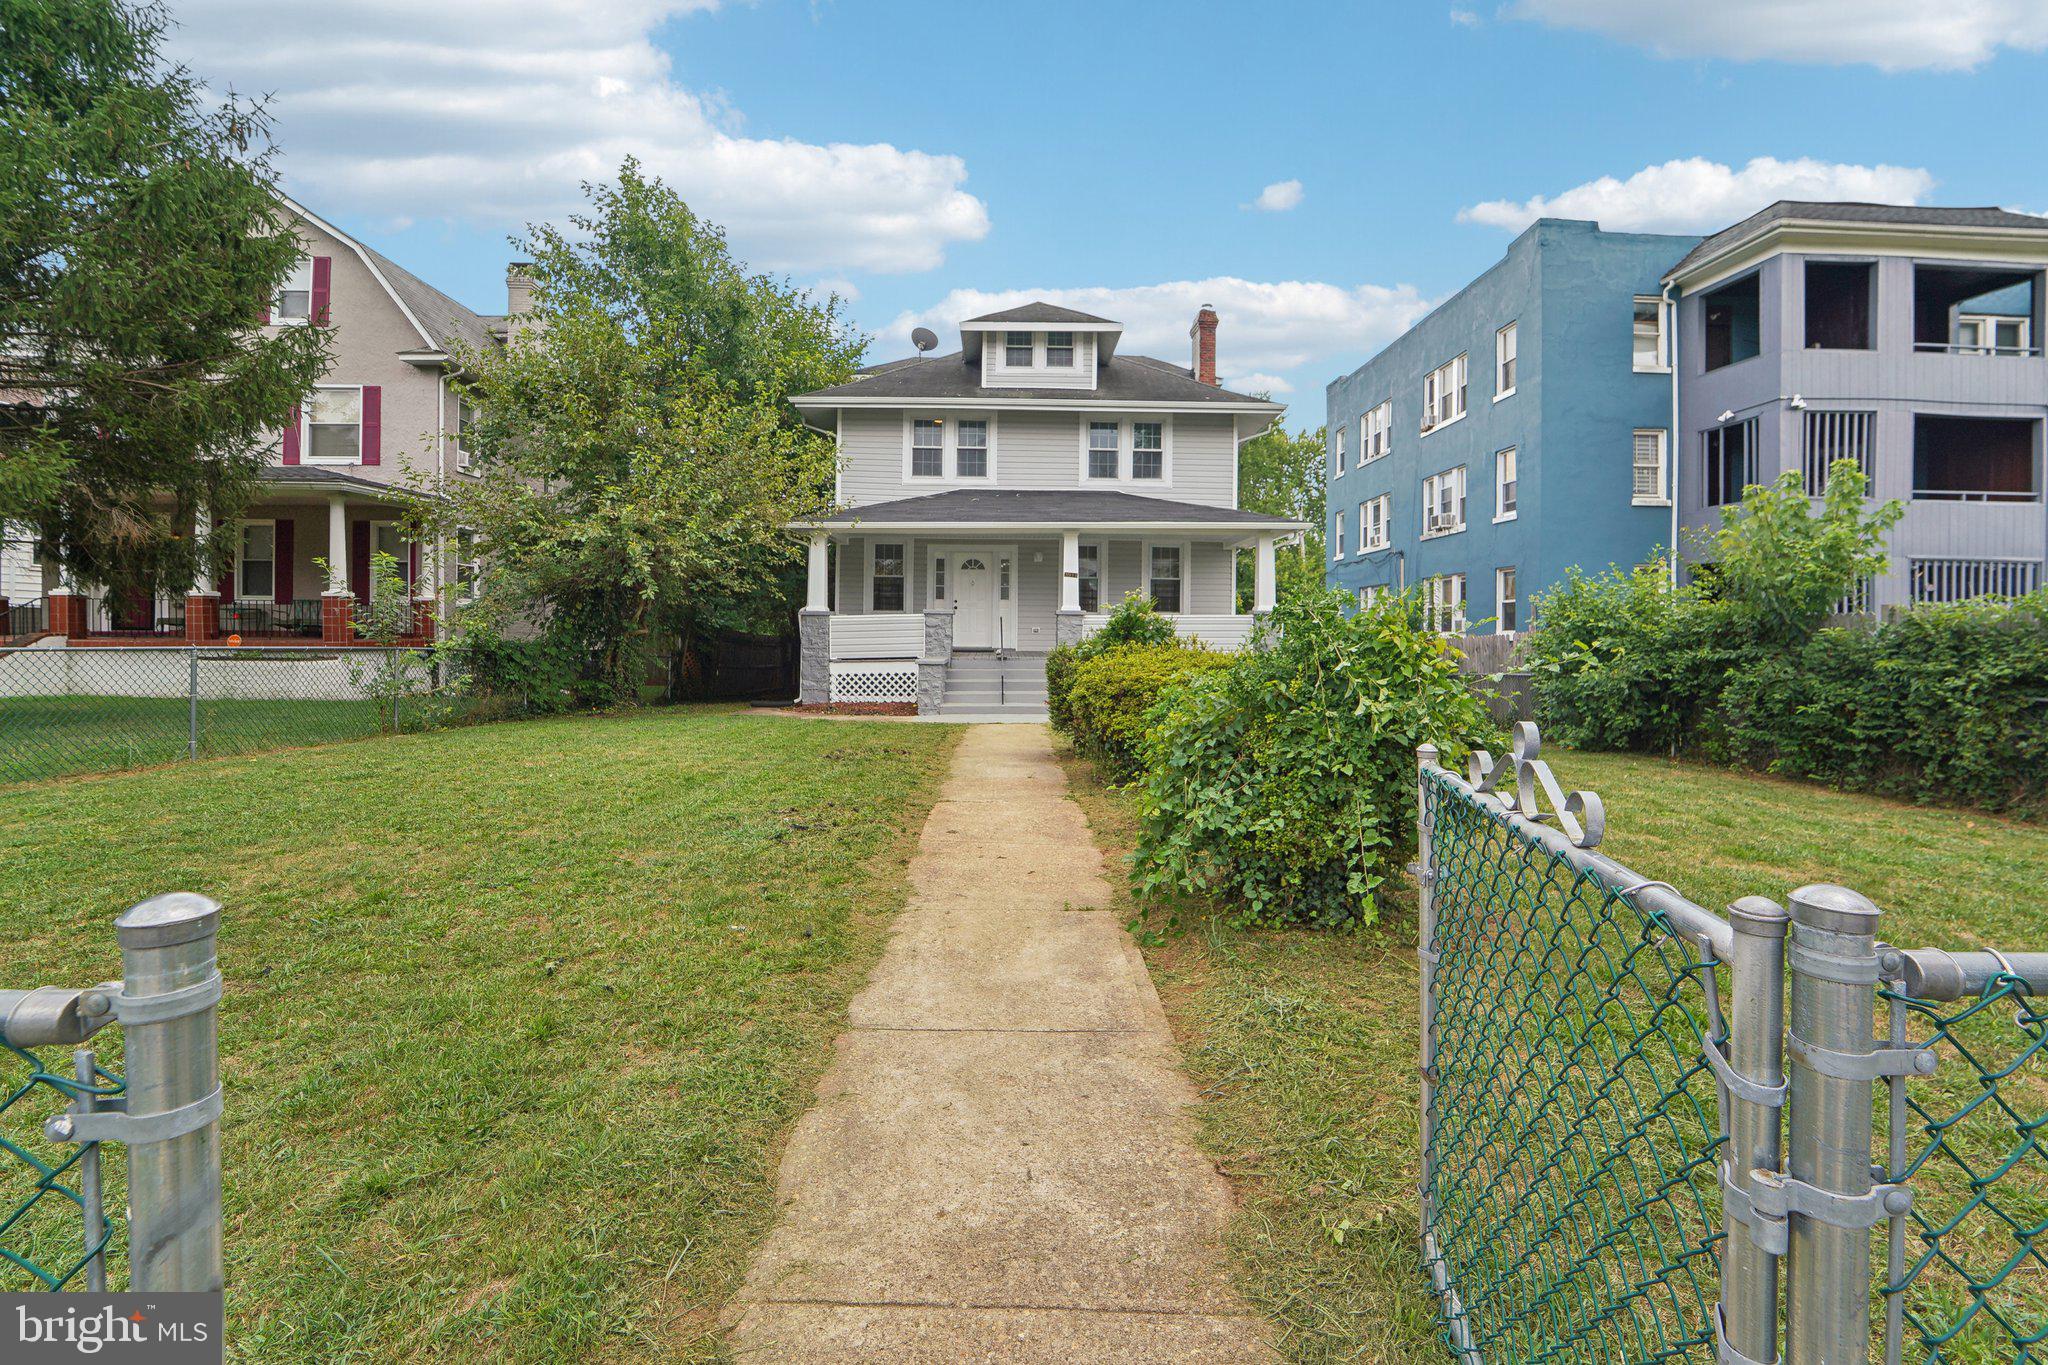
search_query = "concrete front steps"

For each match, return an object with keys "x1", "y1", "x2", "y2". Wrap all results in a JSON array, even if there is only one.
[{"x1": 939, "y1": 652, "x2": 1049, "y2": 717}]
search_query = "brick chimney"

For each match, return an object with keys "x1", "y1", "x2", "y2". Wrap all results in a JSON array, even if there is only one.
[
  {"x1": 505, "y1": 262, "x2": 536, "y2": 316},
  {"x1": 1189, "y1": 304, "x2": 1219, "y2": 386}
]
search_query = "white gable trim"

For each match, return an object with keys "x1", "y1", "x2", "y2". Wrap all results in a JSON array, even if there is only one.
[{"x1": 277, "y1": 195, "x2": 439, "y2": 353}]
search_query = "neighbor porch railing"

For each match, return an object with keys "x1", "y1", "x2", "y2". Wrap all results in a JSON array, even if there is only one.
[
  {"x1": 82, "y1": 596, "x2": 185, "y2": 637},
  {"x1": 1079, "y1": 612, "x2": 1257, "y2": 650}
]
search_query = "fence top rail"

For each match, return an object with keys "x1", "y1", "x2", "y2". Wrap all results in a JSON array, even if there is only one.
[
  {"x1": 1425, "y1": 724, "x2": 1737, "y2": 961},
  {"x1": 1892, "y1": 947, "x2": 2048, "y2": 1001}
]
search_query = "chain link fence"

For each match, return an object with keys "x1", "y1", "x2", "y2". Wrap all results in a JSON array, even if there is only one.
[
  {"x1": 1418, "y1": 724, "x2": 2048, "y2": 1363},
  {"x1": 1, "y1": 644, "x2": 482, "y2": 784}
]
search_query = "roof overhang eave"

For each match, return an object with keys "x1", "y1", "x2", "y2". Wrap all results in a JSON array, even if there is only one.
[
  {"x1": 1664, "y1": 218, "x2": 2048, "y2": 292},
  {"x1": 787, "y1": 517, "x2": 1307, "y2": 536},
  {"x1": 789, "y1": 394, "x2": 1285, "y2": 415}
]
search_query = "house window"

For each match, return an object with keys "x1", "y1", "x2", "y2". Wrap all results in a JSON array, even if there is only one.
[
  {"x1": 1633, "y1": 297, "x2": 1669, "y2": 371},
  {"x1": 1913, "y1": 415, "x2": 2040, "y2": 502},
  {"x1": 1360, "y1": 494, "x2": 1390, "y2": 552},
  {"x1": 1334, "y1": 507, "x2": 1346, "y2": 559},
  {"x1": 871, "y1": 543, "x2": 906, "y2": 611},
  {"x1": 1421, "y1": 466, "x2": 1466, "y2": 537},
  {"x1": 456, "y1": 528, "x2": 480, "y2": 602},
  {"x1": 1046, "y1": 331, "x2": 1075, "y2": 366},
  {"x1": 1005, "y1": 331, "x2": 1033, "y2": 366},
  {"x1": 1802, "y1": 411, "x2": 1875, "y2": 494},
  {"x1": 1077, "y1": 543, "x2": 1101, "y2": 612},
  {"x1": 955, "y1": 420, "x2": 989, "y2": 478},
  {"x1": 933, "y1": 554, "x2": 947, "y2": 603},
  {"x1": 1495, "y1": 447, "x2": 1517, "y2": 520},
  {"x1": 1148, "y1": 545, "x2": 1183, "y2": 613},
  {"x1": 1334, "y1": 423, "x2": 1347, "y2": 474},
  {"x1": 237, "y1": 522, "x2": 275, "y2": 600},
  {"x1": 274, "y1": 258, "x2": 313, "y2": 323},
  {"x1": 1805, "y1": 262, "x2": 1874, "y2": 351},
  {"x1": 910, "y1": 419, "x2": 944, "y2": 478},
  {"x1": 1132, "y1": 422, "x2": 1165, "y2": 479},
  {"x1": 1913, "y1": 265, "x2": 2041, "y2": 353},
  {"x1": 1358, "y1": 584, "x2": 1386, "y2": 609},
  {"x1": 455, "y1": 396, "x2": 477, "y2": 471},
  {"x1": 1425, "y1": 573, "x2": 1467, "y2": 633},
  {"x1": 1704, "y1": 273, "x2": 1761, "y2": 371},
  {"x1": 1633, "y1": 430, "x2": 1669, "y2": 504},
  {"x1": 1496, "y1": 567, "x2": 1518, "y2": 634},
  {"x1": 306, "y1": 387, "x2": 362, "y2": 462},
  {"x1": 1362, "y1": 400, "x2": 1392, "y2": 462},
  {"x1": 1957, "y1": 316, "x2": 2032, "y2": 355},
  {"x1": 1087, "y1": 422, "x2": 1120, "y2": 479},
  {"x1": 1495, "y1": 323, "x2": 1517, "y2": 398},
  {"x1": 1422, "y1": 354, "x2": 1468, "y2": 433},
  {"x1": 1703, "y1": 419, "x2": 1757, "y2": 507}
]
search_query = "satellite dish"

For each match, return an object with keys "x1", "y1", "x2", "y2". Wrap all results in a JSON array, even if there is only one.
[{"x1": 911, "y1": 327, "x2": 939, "y2": 354}]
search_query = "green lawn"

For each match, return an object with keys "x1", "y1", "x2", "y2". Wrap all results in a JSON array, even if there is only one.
[
  {"x1": 1060, "y1": 742, "x2": 2048, "y2": 1364},
  {"x1": 0, "y1": 708, "x2": 958, "y2": 1362},
  {"x1": 2, "y1": 695, "x2": 399, "y2": 784}
]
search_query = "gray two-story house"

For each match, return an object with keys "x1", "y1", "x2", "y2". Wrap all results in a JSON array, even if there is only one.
[
  {"x1": 1670, "y1": 202, "x2": 2047, "y2": 609},
  {"x1": 788, "y1": 303, "x2": 1296, "y2": 715}
]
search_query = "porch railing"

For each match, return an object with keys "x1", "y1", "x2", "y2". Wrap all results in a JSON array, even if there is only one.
[
  {"x1": 3, "y1": 597, "x2": 45, "y2": 644},
  {"x1": 1079, "y1": 611, "x2": 1257, "y2": 650},
  {"x1": 83, "y1": 596, "x2": 185, "y2": 637},
  {"x1": 828, "y1": 614, "x2": 923, "y2": 660},
  {"x1": 217, "y1": 598, "x2": 324, "y2": 638}
]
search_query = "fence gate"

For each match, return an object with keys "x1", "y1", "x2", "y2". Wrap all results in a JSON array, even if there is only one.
[{"x1": 1417, "y1": 725, "x2": 2045, "y2": 1363}]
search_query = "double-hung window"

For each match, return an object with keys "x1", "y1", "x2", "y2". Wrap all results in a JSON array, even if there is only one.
[
  {"x1": 1360, "y1": 494, "x2": 1390, "y2": 552},
  {"x1": 307, "y1": 387, "x2": 362, "y2": 462},
  {"x1": 1083, "y1": 419, "x2": 1168, "y2": 483},
  {"x1": 274, "y1": 258, "x2": 313, "y2": 324},
  {"x1": 456, "y1": 528, "x2": 481, "y2": 602},
  {"x1": 1334, "y1": 424, "x2": 1347, "y2": 474},
  {"x1": 1046, "y1": 331, "x2": 1075, "y2": 366},
  {"x1": 1495, "y1": 447, "x2": 1518, "y2": 520},
  {"x1": 1087, "y1": 422, "x2": 1121, "y2": 480},
  {"x1": 1077, "y1": 543, "x2": 1101, "y2": 612},
  {"x1": 871, "y1": 543, "x2": 906, "y2": 612},
  {"x1": 1362, "y1": 400, "x2": 1391, "y2": 462},
  {"x1": 455, "y1": 396, "x2": 478, "y2": 471},
  {"x1": 1633, "y1": 429, "x2": 1669, "y2": 504},
  {"x1": 1005, "y1": 331, "x2": 1033, "y2": 366},
  {"x1": 908, "y1": 415, "x2": 993, "y2": 481},
  {"x1": 955, "y1": 420, "x2": 989, "y2": 478},
  {"x1": 237, "y1": 522, "x2": 276, "y2": 600},
  {"x1": 1633, "y1": 297, "x2": 1669, "y2": 371},
  {"x1": 1147, "y1": 545, "x2": 1183, "y2": 613},
  {"x1": 910, "y1": 419, "x2": 945, "y2": 478},
  {"x1": 1334, "y1": 507, "x2": 1346, "y2": 559},
  {"x1": 1425, "y1": 573, "x2": 1467, "y2": 633},
  {"x1": 1422, "y1": 354, "x2": 1468, "y2": 433},
  {"x1": 1495, "y1": 323, "x2": 1517, "y2": 398},
  {"x1": 1496, "y1": 567, "x2": 1518, "y2": 634},
  {"x1": 1702, "y1": 420, "x2": 1756, "y2": 507},
  {"x1": 1421, "y1": 466, "x2": 1467, "y2": 537},
  {"x1": 1131, "y1": 423, "x2": 1164, "y2": 480}
]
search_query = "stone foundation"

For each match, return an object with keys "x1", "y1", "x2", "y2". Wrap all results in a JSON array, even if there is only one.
[{"x1": 798, "y1": 609, "x2": 830, "y2": 704}]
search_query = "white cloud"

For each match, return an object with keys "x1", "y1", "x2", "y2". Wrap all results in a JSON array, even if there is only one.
[
  {"x1": 1449, "y1": 8, "x2": 1483, "y2": 28},
  {"x1": 1247, "y1": 179, "x2": 1305, "y2": 213},
  {"x1": 1512, "y1": 0, "x2": 2048, "y2": 71},
  {"x1": 881, "y1": 279, "x2": 1432, "y2": 395},
  {"x1": 1459, "y1": 156, "x2": 1936, "y2": 234},
  {"x1": 164, "y1": 1, "x2": 990, "y2": 274}
]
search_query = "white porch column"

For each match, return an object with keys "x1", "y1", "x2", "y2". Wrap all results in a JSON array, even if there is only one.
[
  {"x1": 806, "y1": 532, "x2": 830, "y2": 612},
  {"x1": 1254, "y1": 533, "x2": 1277, "y2": 613},
  {"x1": 1059, "y1": 529, "x2": 1081, "y2": 613},
  {"x1": 325, "y1": 495, "x2": 349, "y2": 595},
  {"x1": 191, "y1": 507, "x2": 215, "y2": 596}
]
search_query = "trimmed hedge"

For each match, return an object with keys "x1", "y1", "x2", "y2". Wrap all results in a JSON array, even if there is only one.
[
  {"x1": 1065, "y1": 642, "x2": 1235, "y2": 782},
  {"x1": 1046, "y1": 591, "x2": 1175, "y2": 734}
]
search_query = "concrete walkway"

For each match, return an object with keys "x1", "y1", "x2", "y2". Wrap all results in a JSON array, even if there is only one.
[{"x1": 727, "y1": 725, "x2": 1271, "y2": 1362}]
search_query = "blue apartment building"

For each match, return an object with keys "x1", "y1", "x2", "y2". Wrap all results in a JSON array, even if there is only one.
[{"x1": 1325, "y1": 219, "x2": 1699, "y2": 633}]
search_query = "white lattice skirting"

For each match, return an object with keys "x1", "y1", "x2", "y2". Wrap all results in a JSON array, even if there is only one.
[{"x1": 830, "y1": 662, "x2": 918, "y2": 703}]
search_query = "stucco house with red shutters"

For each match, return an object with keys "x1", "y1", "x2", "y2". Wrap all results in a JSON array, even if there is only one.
[{"x1": 8, "y1": 198, "x2": 531, "y2": 646}]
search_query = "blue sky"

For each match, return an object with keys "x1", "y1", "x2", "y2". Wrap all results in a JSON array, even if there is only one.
[{"x1": 168, "y1": 1, "x2": 2048, "y2": 425}]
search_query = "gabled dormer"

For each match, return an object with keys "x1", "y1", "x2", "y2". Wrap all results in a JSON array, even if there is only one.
[{"x1": 961, "y1": 303, "x2": 1122, "y2": 391}]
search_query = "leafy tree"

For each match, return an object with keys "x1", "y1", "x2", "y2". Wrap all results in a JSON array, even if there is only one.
[
  {"x1": 1701, "y1": 460, "x2": 1901, "y2": 642},
  {"x1": 1234, "y1": 422, "x2": 1326, "y2": 608},
  {"x1": 434, "y1": 163, "x2": 858, "y2": 703},
  {"x1": 0, "y1": 0, "x2": 328, "y2": 593}
]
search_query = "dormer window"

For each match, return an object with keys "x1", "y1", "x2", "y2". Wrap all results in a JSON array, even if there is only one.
[
  {"x1": 1006, "y1": 332, "x2": 1033, "y2": 366},
  {"x1": 1046, "y1": 332, "x2": 1075, "y2": 366}
]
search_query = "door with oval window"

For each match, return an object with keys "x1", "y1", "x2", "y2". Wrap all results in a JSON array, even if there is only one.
[{"x1": 952, "y1": 554, "x2": 994, "y2": 647}]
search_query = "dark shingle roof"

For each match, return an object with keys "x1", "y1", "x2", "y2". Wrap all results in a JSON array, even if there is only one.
[
  {"x1": 257, "y1": 466, "x2": 410, "y2": 495},
  {"x1": 812, "y1": 488, "x2": 1301, "y2": 527},
  {"x1": 360, "y1": 244, "x2": 500, "y2": 357},
  {"x1": 961, "y1": 302, "x2": 1120, "y2": 326},
  {"x1": 795, "y1": 351, "x2": 1278, "y2": 407},
  {"x1": 1669, "y1": 201, "x2": 2048, "y2": 278}
]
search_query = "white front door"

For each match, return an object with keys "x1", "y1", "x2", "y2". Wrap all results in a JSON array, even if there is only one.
[{"x1": 953, "y1": 553, "x2": 996, "y2": 648}]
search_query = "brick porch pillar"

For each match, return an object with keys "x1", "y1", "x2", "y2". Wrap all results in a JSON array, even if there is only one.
[
  {"x1": 47, "y1": 591, "x2": 88, "y2": 638},
  {"x1": 411, "y1": 598, "x2": 436, "y2": 642},
  {"x1": 184, "y1": 593, "x2": 220, "y2": 642},
  {"x1": 321, "y1": 593, "x2": 354, "y2": 645}
]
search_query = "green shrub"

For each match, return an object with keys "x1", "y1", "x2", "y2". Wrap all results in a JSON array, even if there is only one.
[
  {"x1": 1131, "y1": 587, "x2": 1497, "y2": 930},
  {"x1": 1713, "y1": 591, "x2": 2048, "y2": 814},
  {"x1": 1047, "y1": 591, "x2": 1177, "y2": 735},
  {"x1": 1066, "y1": 641, "x2": 1235, "y2": 782},
  {"x1": 444, "y1": 626, "x2": 584, "y2": 714}
]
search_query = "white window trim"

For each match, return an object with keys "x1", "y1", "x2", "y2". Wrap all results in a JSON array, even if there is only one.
[
  {"x1": 453, "y1": 396, "x2": 478, "y2": 475},
  {"x1": 272, "y1": 257, "x2": 314, "y2": 327},
  {"x1": 1359, "y1": 494, "x2": 1391, "y2": 553},
  {"x1": 1362, "y1": 400, "x2": 1392, "y2": 464},
  {"x1": 1494, "y1": 446, "x2": 1518, "y2": 523},
  {"x1": 1425, "y1": 573, "x2": 1468, "y2": 634},
  {"x1": 304, "y1": 384, "x2": 364, "y2": 465},
  {"x1": 869, "y1": 539, "x2": 911, "y2": 614},
  {"x1": 1494, "y1": 323, "x2": 1518, "y2": 402},
  {"x1": 233, "y1": 518, "x2": 277, "y2": 602},
  {"x1": 902, "y1": 412, "x2": 999, "y2": 485},
  {"x1": 1634, "y1": 296, "x2": 1672, "y2": 373},
  {"x1": 1495, "y1": 567, "x2": 1518, "y2": 636},
  {"x1": 1420, "y1": 466, "x2": 1468, "y2": 539},
  {"x1": 1632, "y1": 428, "x2": 1671, "y2": 507},
  {"x1": 1074, "y1": 415, "x2": 1174, "y2": 486},
  {"x1": 1334, "y1": 423, "x2": 1348, "y2": 475},
  {"x1": 1074, "y1": 538, "x2": 1106, "y2": 613},
  {"x1": 1333, "y1": 506, "x2": 1346, "y2": 560},
  {"x1": 1421, "y1": 354, "x2": 1469, "y2": 436},
  {"x1": 1140, "y1": 539, "x2": 1192, "y2": 615}
]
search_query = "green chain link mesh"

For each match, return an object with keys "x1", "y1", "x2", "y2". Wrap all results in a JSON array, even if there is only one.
[
  {"x1": 1422, "y1": 767, "x2": 1726, "y2": 1362},
  {"x1": 1885, "y1": 977, "x2": 2048, "y2": 1361},
  {"x1": 0, "y1": 1041, "x2": 124, "y2": 1290}
]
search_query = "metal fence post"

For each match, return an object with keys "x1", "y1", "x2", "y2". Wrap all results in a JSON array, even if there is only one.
[
  {"x1": 187, "y1": 646, "x2": 200, "y2": 760},
  {"x1": 1721, "y1": 895, "x2": 1789, "y2": 1362},
  {"x1": 116, "y1": 893, "x2": 224, "y2": 1291},
  {"x1": 1779, "y1": 884, "x2": 1885, "y2": 1363}
]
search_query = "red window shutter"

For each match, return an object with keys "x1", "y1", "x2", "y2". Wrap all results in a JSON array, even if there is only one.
[
  {"x1": 311, "y1": 256, "x2": 332, "y2": 326},
  {"x1": 281, "y1": 405, "x2": 301, "y2": 464},
  {"x1": 350, "y1": 520, "x2": 371, "y2": 606},
  {"x1": 407, "y1": 541, "x2": 420, "y2": 592},
  {"x1": 360, "y1": 386, "x2": 381, "y2": 465},
  {"x1": 274, "y1": 518, "x2": 295, "y2": 604}
]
